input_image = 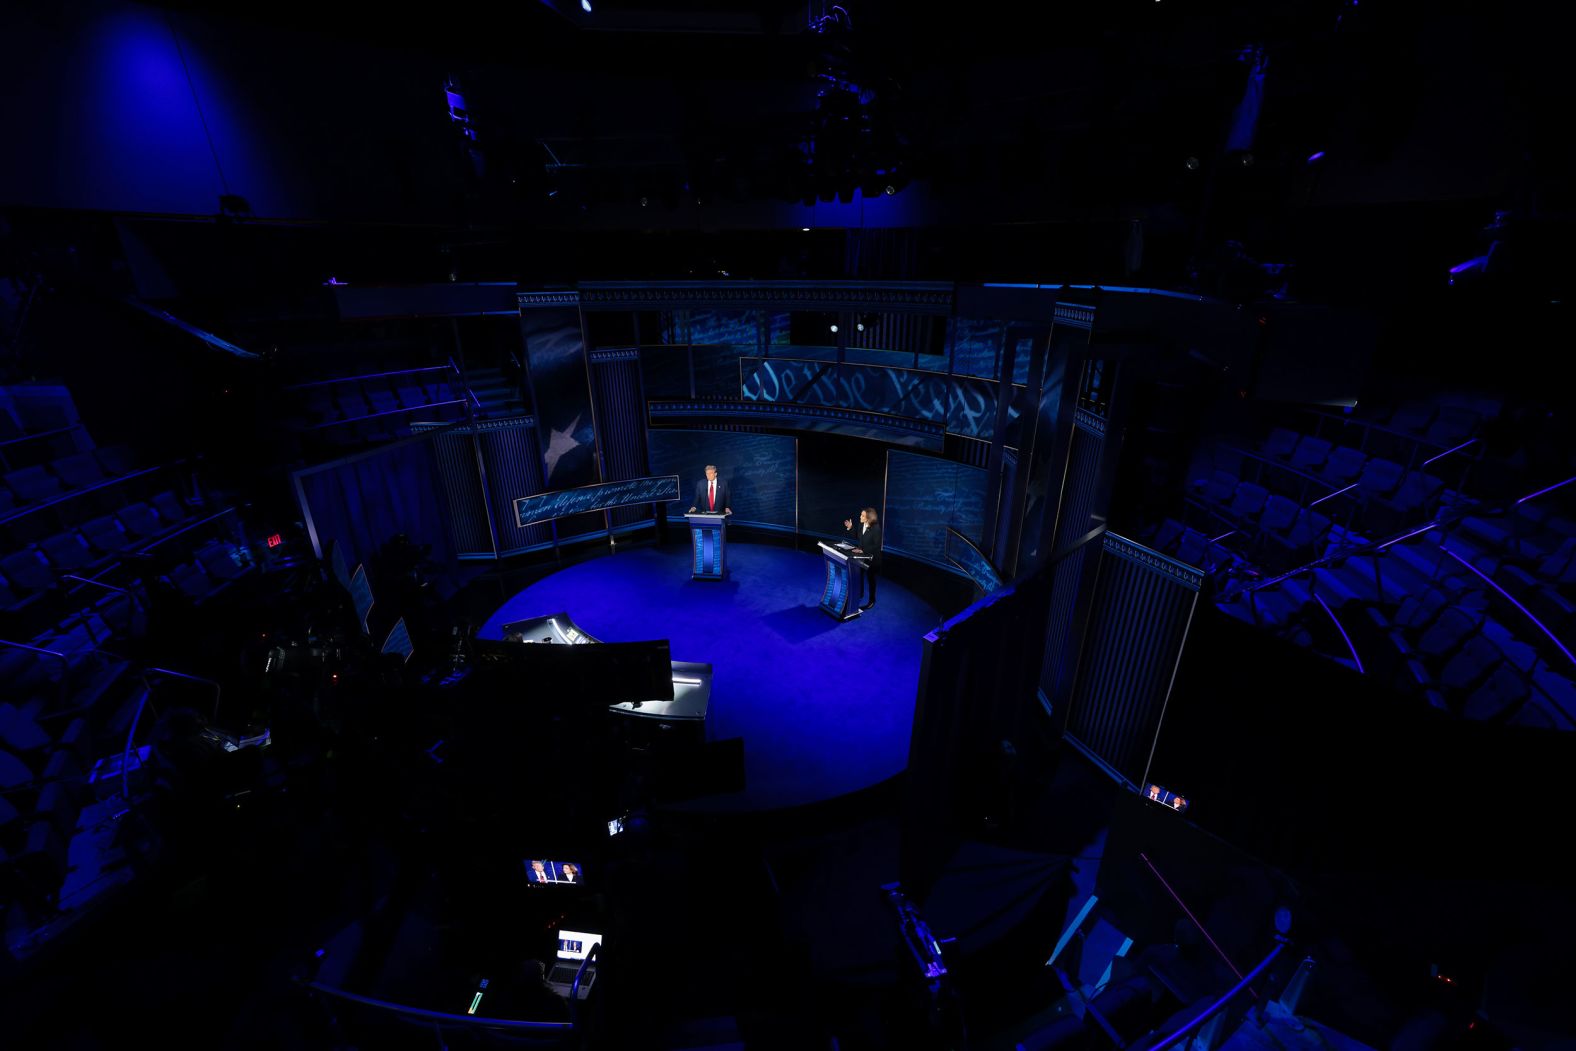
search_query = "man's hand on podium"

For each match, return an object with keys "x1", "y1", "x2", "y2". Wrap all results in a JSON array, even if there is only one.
[
  {"x1": 725, "y1": 508, "x2": 732, "y2": 515},
  {"x1": 688, "y1": 506, "x2": 697, "y2": 513}
]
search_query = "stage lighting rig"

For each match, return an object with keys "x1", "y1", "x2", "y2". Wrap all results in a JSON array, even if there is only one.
[
  {"x1": 1447, "y1": 210, "x2": 1512, "y2": 288},
  {"x1": 808, "y1": 2, "x2": 852, "y2": 35},
  {"x1": 786, "y1": 2, "x2": 912, "y2": 204},
  {"x1": 444, "y1": 77, "x2": 485, "y2": 180}
]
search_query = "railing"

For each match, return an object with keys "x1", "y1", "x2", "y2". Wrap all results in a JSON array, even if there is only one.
[
  {"x1": 449, "y1": 355, "x2": 485, "y2": 413},
  {"x1": 0, "y1": 422, "x2": 88, "y2": 470},
  {"x1": 287, "y1": 363, "x2": 470, "y2": 434},
  {"x1": 1237, "y1": 498, "x2": 1487, "y2": 599},
  {"x1": 1144, "y1": 943, "x2": 1285, "y2": 1051},
  {"x1": 0, "y1": 637, "x2": 71, "y2": 709},
  {"x1": 283, "y1": 365, "x2": 456, "y2": 391},
  {"x1": 115, "y1": 664, "x2": 225, "y2": 804},
  {"x1": 1227, "y1": 472, "x2": 1576, "y2": 685},
  {"x1": 1295, "y1": 405, "x2": 1484, "y2": 498},
  {"x1": 300, "y1": 981, "x2": 576, "y2": 1042},
  {"x1": 59, "y1": 575, "x2": 145, "y2": 646},
  {"x1": 0, "y1": 464, "x2": 166, "y2": 527},
  {"x1": 144, "y1": 666, "x2": 223, "y2": 723},
  {"x1": 0, "y1": 635, "x2": 122, "y2": 714},
  {"x1": 308, "y1": 399, "x2": 467, "y2": 431}
]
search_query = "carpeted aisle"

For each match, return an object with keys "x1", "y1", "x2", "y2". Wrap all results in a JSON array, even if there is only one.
[{"x1": 479, "y1": 541, "x2": 941, "y2": 811}]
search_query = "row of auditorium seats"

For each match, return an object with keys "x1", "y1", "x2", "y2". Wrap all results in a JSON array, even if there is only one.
[
  {"x1": 1, "y1": 491, "x2": 196, "y2": 615},
  {"x1": 292, "y1": 371, "x2": 465, "y2": 423},
  {"x1": 1184, "y1": 395, "x2": 1493, "y2": 572},
  {"x1": 1360, "y1": 537, "x2": 1576, "y2": 729},
  {"x1": 0, "y1": 390, "x2": 80, "y2": 447},
  {"x1": 1215, "y1": 530, "x2": 1576, "y2": 730},
  {"x1": 1373, "y1": 398, "x2": 1493, "y2": 448},
  {"x1": 1164, "y1": 394, "x2": 1576, "y2": 730},
  {"x1": 1191, "y1": 438, "x2": 1453, "y2": 560},
  {"x1": 282, "y1": 371, "x2": 471, "y2": 451},
  {"x1": 0, "y1": 446, "x2": 139, "y2": 519},
  {"x1": 2, "y1": 385, "x2": 259, "y2": 943}
]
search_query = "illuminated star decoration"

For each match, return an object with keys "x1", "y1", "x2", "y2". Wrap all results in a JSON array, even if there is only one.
[{"x1": 543, "y1": 414, "x2": 584, "y2": 479}]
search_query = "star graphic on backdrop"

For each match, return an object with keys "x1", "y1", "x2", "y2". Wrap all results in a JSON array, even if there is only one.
[{"x1": 543, "y1": 414, "x2": 584, "y2": 479}]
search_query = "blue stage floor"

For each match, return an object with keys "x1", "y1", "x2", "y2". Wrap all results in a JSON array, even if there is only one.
[{"x1": 480, "y1": 541, "x2": 940, "y2": 812}]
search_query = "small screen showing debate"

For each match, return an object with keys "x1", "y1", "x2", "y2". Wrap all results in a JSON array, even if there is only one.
[{"x1": 525, "y1": 859, "x2": 587, "y2": 885}]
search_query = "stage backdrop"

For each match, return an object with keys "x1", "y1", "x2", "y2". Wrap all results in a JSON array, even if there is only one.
[
  {"x1": 795, "y1": 433, "x2": 887, "y2": 543},
  {"x1": 647, "y1": 429, "x2": 797, "y2": 531},
  {"x1": 739, "y1": 357, "x2": 1027, "y2": 443},
  {"x1": 520, "y1": 306, "x2": 598, "y2": 488},
  {"x1": 883, "y1": 450, "x2": 988, "y2": 568}
]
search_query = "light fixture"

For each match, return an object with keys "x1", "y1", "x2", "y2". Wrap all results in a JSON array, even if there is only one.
[
  {"x1": 802, "y1": 227, "x2": 811, "y2": 232},
  {"x1": 883, "y1": 184, "x2": 896, "y2": 196},
  {"x1": 581, "y1": 0, "x2": 592, "y2": 10},
  {"x1": 1185, "y1": 156, "x2": 1200, "y2": 171},
  {"x1": 829, "y1": 324, "x2": 839, "y2": 333},
  {"x1": 856, "y1": 322, "x2": 865, "y2": 332}
]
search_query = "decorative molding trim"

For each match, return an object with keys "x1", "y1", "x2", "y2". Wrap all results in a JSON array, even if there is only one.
[
  {"x1": 649, "y1": 399, "x2": 945, "y2": 437},
  {"x1": 589, "y1": 348, "x2": 642, "y2": 363},
  {"x1": 1102, "y1": 533, "x2": 1205, "y2": 590},
  {"x1": 412, "y1": 415, "x2": 536, "y2": 434},
  {"x1": 576, "y1": 280, "x2": 954, "y2": 314},
  {"x1": 1074, "y1": 408, "x2": 1107, "y2": 437},
  {"x1": 1054, "y1": 303, "x2": 1097, "y2": 329},
  {"x1": 516, "y1": 291, "x2": 582, "y2": 310}
]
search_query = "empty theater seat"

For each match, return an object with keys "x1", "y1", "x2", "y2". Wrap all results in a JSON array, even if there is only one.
[
  {"x1": 5, "y1": 466, "x2": 64, "y2": 505},
  {"x1": 51, "y1": 452, "x2": 106, "y2": 490},
  {"x1": 1289, "y1": 435, "x2": 1333, "y2": 473}
]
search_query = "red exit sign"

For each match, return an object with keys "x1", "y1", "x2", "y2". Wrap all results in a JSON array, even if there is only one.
[{"x1": 266, "y1": 533, "x2": 283, "y2": 548}]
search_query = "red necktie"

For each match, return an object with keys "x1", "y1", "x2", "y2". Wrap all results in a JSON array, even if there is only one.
[{"x1": 708, "y1": 482, "x2": 715, "y2": 511}]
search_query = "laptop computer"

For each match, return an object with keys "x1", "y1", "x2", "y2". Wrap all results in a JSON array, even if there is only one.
[{"x1": 547, "y1": 929, "x2": 601, "y2": 999}]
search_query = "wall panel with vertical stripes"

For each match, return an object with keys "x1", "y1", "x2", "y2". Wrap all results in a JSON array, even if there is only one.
[
  {"x1": 1064, "y1": 534, "x2": 1202, "y2": 787},
  {"x1": 415, "y1": 417, "x2": 551, "y2": 558},
  {"x1": 592, "y1": 348, "x2": 652, "y2": 528}
]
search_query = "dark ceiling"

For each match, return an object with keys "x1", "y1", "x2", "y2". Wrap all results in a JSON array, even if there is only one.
[
  {"x1": 3, "y1": 1, "x2": 1572, "y2": 311},
  {"x1": 121, "y1": 0, "x2": 1565, "y2": 224}
]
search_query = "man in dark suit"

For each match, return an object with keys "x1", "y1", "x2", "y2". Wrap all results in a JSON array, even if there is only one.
[
  {"x1": 688, "y1": 464, "x2": 731, "y2": 516},
  {"x1": 842, "y1": 506, "x2": 882, "y2": 610}
]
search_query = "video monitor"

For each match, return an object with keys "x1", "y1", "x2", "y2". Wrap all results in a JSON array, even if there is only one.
[
  {"x1": 557, "y1": 930, "x2": 603, "y2": 961},
  {"x1": 525, "y1": 859, "x2": 587, "y2": 886},
  {"x1": 348, "y1": 564, "x2": 374, "y2": 634},
  {"x1": 1142, "y1": 782, "x2": 1190, "y2": 813}
]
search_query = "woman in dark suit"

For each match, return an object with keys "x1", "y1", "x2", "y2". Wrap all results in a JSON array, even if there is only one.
[{"x1": 842, "y1": 507, "x2": 883, "y2": 610}]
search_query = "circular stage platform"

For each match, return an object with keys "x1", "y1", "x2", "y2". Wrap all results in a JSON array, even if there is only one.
[{"x1": 479, "y1": 541, "x2": 939, "y2": 812}]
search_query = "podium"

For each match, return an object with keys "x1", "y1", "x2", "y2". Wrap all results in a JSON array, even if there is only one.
[
  {"x1": 686, "y1": 512, "x2": 729, "y2": 580},
  {"x1": 818, "y1": 541, "x2": 868, "y2": 620}
]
